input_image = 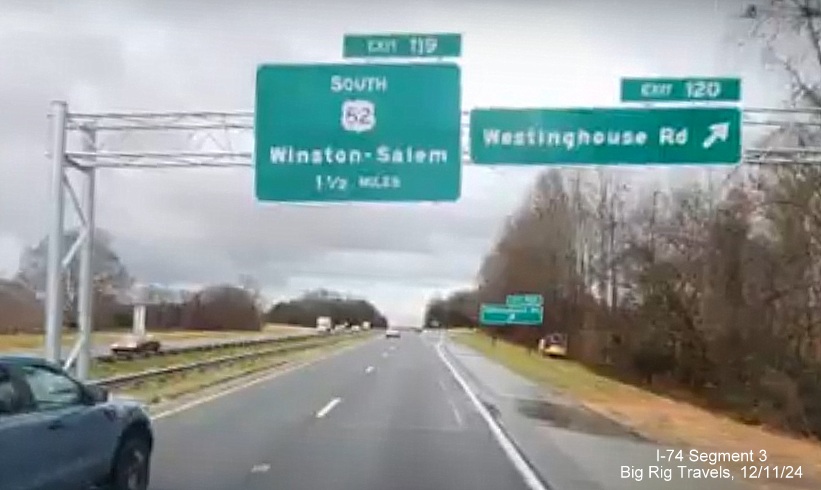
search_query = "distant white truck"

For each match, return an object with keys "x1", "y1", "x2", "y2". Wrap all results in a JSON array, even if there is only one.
[{"x1": 316, "y1": 316, "x2": 332, "y2": 334}]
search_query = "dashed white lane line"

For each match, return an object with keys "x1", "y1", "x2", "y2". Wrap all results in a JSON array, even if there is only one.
[
  {"x1": 438, "y1": 378, "x2": 464, "y2": 428},
  {"x1": 447, "y1": 396, "x2": 464, "y2": 427},
  {"x1": 251, "y1": 464, "x2": 270, "y2": 473},
  {"x1": 151, "y1": 337, "x2": 375, "y2": 420},
  {"x1": 316, "y1": 397, "x2": 342, "y2": 418},
  {"x1": 365, "y1": 366, "x2": 375, "y2": 373},
  {"x1": 382, "y1": 352, "x2": 389, "y2": 358}
]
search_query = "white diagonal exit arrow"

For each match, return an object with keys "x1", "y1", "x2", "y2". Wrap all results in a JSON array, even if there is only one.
[{"x1": 702, "y1": 122, "x2": 730, "y2": 149}]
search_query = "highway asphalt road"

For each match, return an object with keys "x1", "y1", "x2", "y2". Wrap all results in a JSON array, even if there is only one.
[{"x1": 148, "y1": 331, "x2": 535, "y2": 490}]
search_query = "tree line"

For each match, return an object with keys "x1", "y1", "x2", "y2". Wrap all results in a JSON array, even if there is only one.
[
  {"x1": 427, "y1": 162, "x2": 821, "y2": 439},
  {"x1": 2, "y1": 232, "x2": 387, "y2": 333},
  {"x1": 264, "y1": 288, "x2": 389, "y2": 329},
  {"x1": 426, "y1": 2, "x2": 821, "y2": 438}
]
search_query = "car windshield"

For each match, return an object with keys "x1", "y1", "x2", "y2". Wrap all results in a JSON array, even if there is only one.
[{"x1": 4, "y1": 1, "x2": 821, "y2": 490}]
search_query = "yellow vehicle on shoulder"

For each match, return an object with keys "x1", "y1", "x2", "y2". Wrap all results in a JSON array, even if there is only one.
[{"x1": 539, "y1": 333, "x2": 568, "y2": 358}]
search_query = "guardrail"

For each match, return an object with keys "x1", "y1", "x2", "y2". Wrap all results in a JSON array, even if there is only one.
[
  {"x1": 95, "y1": 331, "x2": 323, "y2": 363},
  {"x1": 91, "y1": 331, "x2": 369, "y2": 388}
]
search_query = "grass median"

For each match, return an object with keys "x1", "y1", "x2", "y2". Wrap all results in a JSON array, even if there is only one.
[
  {"x1": 451, "y1": 329, "x2": 821, "y2": 490},
  {"x1": 108, "y1": 333, "x2": 373, "y2": 406},
  {"x1": 0, "y1": 324, "x2": 315, "y2": 353}
]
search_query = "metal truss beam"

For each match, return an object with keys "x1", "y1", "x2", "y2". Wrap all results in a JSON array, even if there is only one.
[
  {"x1": 44, "y1": 101, "x2": 821, "y2": 381},
  {"x1": 61, "y1": 107, "x2": 821, "y2": 169}
]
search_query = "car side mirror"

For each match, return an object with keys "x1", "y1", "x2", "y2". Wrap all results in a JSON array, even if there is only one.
[{"x1": 84, "y1": 384, "x2": 110, "y2": 404}]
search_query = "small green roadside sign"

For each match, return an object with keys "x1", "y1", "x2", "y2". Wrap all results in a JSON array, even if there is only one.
[
  {"x1": 343, "y1": 33, "x2": 462, "y2": 59},
  {"x1": 255, "y1": 63, "x2": 462, "y2": 202},
  {"x1": 621, "y1": 77, "x2": 741, "y2": 103},
  {"x1": 469, "y1": 107, "x2": 741, "y2": 165},
  {"x1": 507, "y1": 294, "x2": 543, "y2": 307},
  {"x1": 480, "y1": 304, "x2": 543, "y2": 326}
]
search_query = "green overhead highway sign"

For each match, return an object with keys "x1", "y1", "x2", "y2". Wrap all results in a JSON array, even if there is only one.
[
  {"x1": 480, "y1": 304, "x2": 543, "y2": 326},
  {"x1": 469, "y1": 107, "x2": 741, "y2": 165},
  {"x1": 255, "y1": 63, "x2": 462, "y2": 202},
  {"x1": 343, "y1": 33, "x2": 462, "y2": 58},
  {"x1": 507, "y1": 294, "x2": 543, "y2": 307},
  {"x1": 621, "y1": 77, "x2": 741, "y2": 103}
]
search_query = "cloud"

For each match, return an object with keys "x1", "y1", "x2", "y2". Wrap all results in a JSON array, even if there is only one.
[{"x1": 0, "y1": 0, "x2": 787, "y2": 326}]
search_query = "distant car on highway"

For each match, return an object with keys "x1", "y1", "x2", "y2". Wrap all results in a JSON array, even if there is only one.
[
  {"x1": 385, "y1": 329, "x2": 401, "y2": 339},
  {"x1": 540, "y1": 333, "x2": 568, "y2": 358},
  {"x1": 0, "y1": 354, "x2": 154, "y2": 490},
  {"x1": 316, "y1": 316, "x2": 332, "y2": 334}
]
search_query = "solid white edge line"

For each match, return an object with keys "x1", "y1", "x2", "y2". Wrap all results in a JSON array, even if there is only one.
[
  {"x1": 151, "y1": 336, "x2": 374, "y2": 420},
  {"x1": 435, "y1": 339, "x2": 547, "y2": 490},
  {"x1": 316, "y1": 397, "x2": 342, "y2": 418}
]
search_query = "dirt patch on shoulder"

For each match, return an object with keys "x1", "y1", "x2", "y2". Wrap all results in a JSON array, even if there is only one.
[
  {"x1": 452, "y1": 331, "x2": 821, "y2": 490},
  {"x1": 516, "y1": 398, "x2": 646, "y2": 441}
]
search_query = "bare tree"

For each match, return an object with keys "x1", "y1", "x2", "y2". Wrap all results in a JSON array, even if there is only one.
[
  {"x1": 431, "y1": 2, "x2": 821, "y2": 437},
  {"x1": 15, "y1": 229, "x2": 133, "y2": 328}
]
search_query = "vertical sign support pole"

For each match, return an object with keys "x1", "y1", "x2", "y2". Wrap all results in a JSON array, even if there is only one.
[
  {"x1": 137, "y1": 305, "x2": 146, "y2": 336},
  {"x1": 45, "y1": 101, "x2": 68, "y2": 364},
  {"x1": 76, "y1": 125, "x2": 97, "y2": 380},
  {"x1": 132, "y1": 304, "x2": 141, "y2": 335}
]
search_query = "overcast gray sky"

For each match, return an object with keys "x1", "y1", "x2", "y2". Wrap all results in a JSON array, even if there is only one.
[{"x1": 0, "y1": 0, "x2": 787, "y2": 325}]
